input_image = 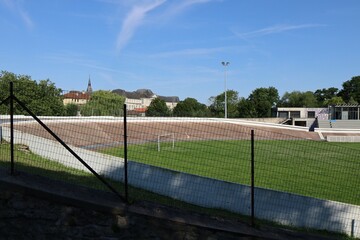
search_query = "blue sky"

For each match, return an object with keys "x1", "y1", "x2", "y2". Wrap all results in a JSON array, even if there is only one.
[{"x1": 1, "y1": 0, "x2": 359, "y2": 104}]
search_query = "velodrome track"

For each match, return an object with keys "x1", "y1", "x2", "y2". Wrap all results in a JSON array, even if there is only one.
[
  {"x1": 2, "y1": 116, "x2": 360, "y2": 238},
  {"x1": 3, "y1": 117, "x2": 322, "y2": 149}
]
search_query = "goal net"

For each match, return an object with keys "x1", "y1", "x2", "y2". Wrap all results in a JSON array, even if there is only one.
[{"x1": 157, "y1": 133, "x2": 175, "y2": 152}]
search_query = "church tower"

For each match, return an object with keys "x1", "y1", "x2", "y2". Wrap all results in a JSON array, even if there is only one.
[{"x1": 86, "y1": 75, "x2": 93, "y2": 94}]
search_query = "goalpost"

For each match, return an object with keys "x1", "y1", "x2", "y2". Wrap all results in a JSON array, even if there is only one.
[{"x1": 157, "y1": 133, "x2": 175, "y2": 152}]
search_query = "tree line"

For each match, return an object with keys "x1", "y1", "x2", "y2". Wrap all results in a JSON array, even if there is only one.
[
  {"x1": 1, "y1": 70, "x2": 360, "y2": 118},
  {"x1": 0, "y1": 71, "x2": 125, "y2": 116},
  {"x1": 147, "y1": 75, "x2": 360, "y2": 118}
]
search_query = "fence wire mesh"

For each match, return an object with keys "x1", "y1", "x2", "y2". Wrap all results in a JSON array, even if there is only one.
[
  {"x1": 0, "y1": 111, "x2": 126, "y2": 197},
  {"x1": 0, "y1": 100, "x2": 359, "y2": 237},
  {"x1": 253, "y1": 128, "x2": 360, "y2": 205}
]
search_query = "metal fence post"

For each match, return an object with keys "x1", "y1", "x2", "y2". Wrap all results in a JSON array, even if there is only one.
[
  {"x1": 251, "y1": 129, "x2": 255, "y2": 226},
  {"x1": 123, "y1": 104, "x2": 129, "y2": 203},
  {"x1": 10, "y1": 82, "x2": 14, "y2": 175}
]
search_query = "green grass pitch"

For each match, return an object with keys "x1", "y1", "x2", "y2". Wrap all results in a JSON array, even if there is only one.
[{"x1": 101, "y1": 139, "x2": 360, "y2": 205}]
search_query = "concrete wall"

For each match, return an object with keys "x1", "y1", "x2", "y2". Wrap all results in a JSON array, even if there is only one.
[
  {"x1": 327, "y1": 136, "x2": 360, "y2": 142},
  {"x1": 1, "y1": 127, "x2": 125, "y2": 181},
  {"x1": 236, "y1": 118, "x2": 284, "y2": 124},
  {"x1": 0, "y1": 115, "x2": 312, "y2": 133},
  {"x1": 2, "y1": 127, "x2": 359, "y2": 238}
]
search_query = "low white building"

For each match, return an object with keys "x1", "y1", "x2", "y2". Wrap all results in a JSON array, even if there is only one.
[
  {"x1": 124, "y1": 98, "x2": 142, "y2": 111},
  {"x1": 276, "y1": 107, "x2": 329, "y2": 120},
  {"x1": 275, "y1": 107, "x2": 329, "y2": 127},
  {"x1": 112, "y1": 89, "x2": 179, "y2": 113}
]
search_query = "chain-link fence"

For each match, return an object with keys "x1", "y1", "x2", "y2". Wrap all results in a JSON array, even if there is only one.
[{"x1": 0, "y1": 83, "x2": 359, "y2": 238}]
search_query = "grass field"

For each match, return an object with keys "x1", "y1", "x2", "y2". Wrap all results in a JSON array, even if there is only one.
[{"x1": 100, "y1": 139, "x2": 360, "y2": 205}]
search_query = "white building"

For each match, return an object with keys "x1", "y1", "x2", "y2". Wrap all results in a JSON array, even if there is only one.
[
  {"x1": 275, "y1": 107, "x2": 329, "y2": 127},
  {"x1": 112, "y1": 89, "x2": 179, "y2": 114}
]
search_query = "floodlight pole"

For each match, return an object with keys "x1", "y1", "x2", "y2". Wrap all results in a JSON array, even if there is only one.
[{"x1": 222, "y1": 61, "x2": 230, "y2": 118}]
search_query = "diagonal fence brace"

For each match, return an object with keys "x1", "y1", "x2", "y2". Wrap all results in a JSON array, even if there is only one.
[{"x1": 12, "y1": 95, "x2": 126, "y2": 202}]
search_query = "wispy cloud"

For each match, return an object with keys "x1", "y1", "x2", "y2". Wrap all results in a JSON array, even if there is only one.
[
  {"x1": 163, "y1": 0, "x2": 214, "y2": 17},
  {"x1": 149, "y1": 46, "x2": 233, "y2": 58},
  {"x1": 1, "y1": 0, "x2": 34, "y2": 29},
  {"x1": 234, "y1": 24, "x2": 326, "y2": 39},
  {"x1": 116, "y1": 0, "x2": 166, "y2": 53},
  {"x1": 43, "y1": 52, "x2": 122, "y2": 73},
  {"x1": 162, "y1": 0, "x2": 221, "y2": 19},
  {"x1": 115, "y1": 0, "x2": 217, "y2": 53}
]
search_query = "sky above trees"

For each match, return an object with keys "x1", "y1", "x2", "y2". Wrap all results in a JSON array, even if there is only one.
[{"x1": 1, "y1": 0, "x2": 359, "y2": 104}]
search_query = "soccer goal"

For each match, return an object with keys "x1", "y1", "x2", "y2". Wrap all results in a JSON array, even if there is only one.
[{"x1": 157, "y1": 133, "x2": 175, "y2": 152}]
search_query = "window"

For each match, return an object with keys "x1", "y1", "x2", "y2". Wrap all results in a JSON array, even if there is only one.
[
  {"x1": 348, "y1": 107, "x2": 358, "y2": 120},
  {"x1": 307, "y1": 111, "x2": 315, "y2": 118},
  {"x1": 335, "y1": 108, "x2": 342, "y2": 119},
  {"x1": 278, "y1": 111, "x2": 289, "y2": 118},
  {"x1": 290, "y1": 111, "x2": 300, "y2": 118}
]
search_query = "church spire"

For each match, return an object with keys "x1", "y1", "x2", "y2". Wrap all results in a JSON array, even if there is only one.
[{"x1": 86, "y1": 75, "x2": 92, "y2": 94}]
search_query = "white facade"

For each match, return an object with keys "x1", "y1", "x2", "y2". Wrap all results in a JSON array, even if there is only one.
[
  {"x1": 165, "y1": 101, "x2": 178, "y2": 110},
  {"x1": 141, "y1": 95, "x2": 157, "y2": 108},
  {"x1": 125, "y1": 94, "x2": 178, "y2": 111},
  {"x1": 63, "y1": 98, "x2": 88, "y2": 105},
  {"x1": 62, "y1": 91, "x2": 90, "y2": 106},
  {"x1": 276, "y1": 107, "x2": 329, "y2": 120},
  {"x1": 125, "y1": 98, "x2": 142, "y2": 110},
  {"x1": 124, "y1": 95, "x2": 156, "y2": 111}
]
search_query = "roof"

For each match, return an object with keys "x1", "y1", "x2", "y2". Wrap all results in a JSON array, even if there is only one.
[
  {"x1": 133, "y1": 108, "x2": 147, "y2": 113},
  {"x1": 158, "y1": 96, "x2": 180, "y2": 103},
  {"x1": 112, "y1": 89, "x2": 179, "y2": 102},
  {"x1": 332, "y1": 104, "x2": 360, "y2": 107},
  {"x1": 112, "y1": 89, "x2": 155, "y2": 99},
  {"x1": 63, "y1": 91, "x2": 90, "y2": 100},
  {"x1": 135, "y1": 89, "x2": 155, "y2": 98}
]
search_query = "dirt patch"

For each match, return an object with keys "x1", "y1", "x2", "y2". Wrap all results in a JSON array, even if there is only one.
[{"x1": 8, "y1": 120, "x2": 320, "y2": 148}]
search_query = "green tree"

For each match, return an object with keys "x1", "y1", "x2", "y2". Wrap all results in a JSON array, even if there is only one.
[
  {"x1": 247, "y1": 87, "x2": 279, "y2": 117},
  {"x1": 81, "y1": 90, "x2": 125, "y2": 116},
  {"x1": 65, "y1": 103, "x2": 79, "y2": 116},
  {"x1": 338, "y1": 76, "x2": 360, "y2": 103},
  {"x1": 209, "y1": 90, "x2": 239, "y2": 118},
  {"x1": 173, "y1": 98, "x2": 210, "y2": 117},
  {"x1": 0, "y1": 71, "x2": 65, "y2": 116},
  {"x1": 279, "y1": 91, "x2": 318, "y2": 107},
  {"x1": 348, "y1": 97, "x2": 358, "y2": 105},
  {"x1": 324, "y1": 96, "x2": 345, "y2": 106},
  {"x1": 145, "y1": 97, "x2": 171, "y2": 117},
  {"x1": 314, "y1": 87, "x2": 339, "y2": 106},
  {"x1": 237, "y1": 97, "x2": 256, "y2": 118}
]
